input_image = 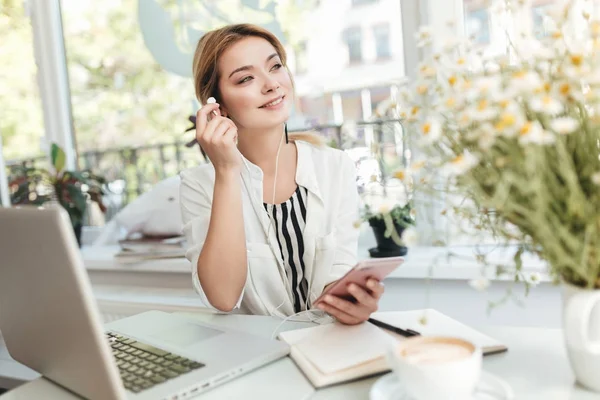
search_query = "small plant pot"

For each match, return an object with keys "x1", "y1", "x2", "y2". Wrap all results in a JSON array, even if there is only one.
[{"x1": 368, "y1": 218, "x2": 408, "y2": 258}]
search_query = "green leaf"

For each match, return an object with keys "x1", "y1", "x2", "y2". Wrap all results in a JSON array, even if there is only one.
[
  {"x1": 51, "y1": 143, "x2": 66, "y2": 174},
  {"x1": 66, "y1": 185, "x2": 87, "y2": 216}
]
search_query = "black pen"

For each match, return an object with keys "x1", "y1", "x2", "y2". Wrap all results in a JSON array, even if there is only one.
[{"x1": 368, "y1": 318, "x2": 421, "y2": 337}]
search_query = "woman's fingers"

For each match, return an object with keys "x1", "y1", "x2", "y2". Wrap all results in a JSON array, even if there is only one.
[
  {"x1": 347, "y1": 283, "x2": 378, "y2": 310},
  {"x1": 315, "y1": 279, "x2": 385, "y2": 325},
  {"x1": 320, "y1": 295, "x2": 370, "y2": 321},
  {"x1": 366, "y1": 279, "x2": 385, "y2": 299},
  {"x1": 200, "y1": 117, "x2": 229, "y2": 144},
  {"x1": 221, "y1": 125, "x2": 238, "y2": 145},
  {"x1": 195, "y1": 103, "x2": 221, "y2": 139},
  {"x1": 209, "y1": 120, "x2": 232, "y2": 145},
  {"x1": 316, "y1": 301, "x2": 362, "y2": 325}
]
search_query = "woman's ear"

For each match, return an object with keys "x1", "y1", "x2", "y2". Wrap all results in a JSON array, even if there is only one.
[{"x1": 219, "y1": 104, "x2": 229, "y2": 118}]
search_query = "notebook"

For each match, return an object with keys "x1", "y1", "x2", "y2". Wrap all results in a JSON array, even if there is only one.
[
  {"x1": 115, "y1": 235, "x2": 187, "y2": 261},
  {"x1": 278, "y1": 309, "x2": 507, "y2": 388}
]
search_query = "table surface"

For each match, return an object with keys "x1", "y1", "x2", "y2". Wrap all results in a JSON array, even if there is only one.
[{"x1": 1, "y1": 312, "x2": 599, "y2": 400}]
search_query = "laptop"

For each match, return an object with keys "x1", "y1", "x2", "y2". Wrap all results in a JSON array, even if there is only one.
[{"x1": 0, "y1": 206, "x2": 290, "y2": 399}]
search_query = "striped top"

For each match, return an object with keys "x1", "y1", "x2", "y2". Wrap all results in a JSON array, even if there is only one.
[{"x1": 263, "y1": 186, "x2": 309, "y2": 313}]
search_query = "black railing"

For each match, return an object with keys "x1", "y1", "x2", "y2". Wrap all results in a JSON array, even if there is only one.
[{"x1": 4, "y1": 119, "x2": 407, "y2": 219}]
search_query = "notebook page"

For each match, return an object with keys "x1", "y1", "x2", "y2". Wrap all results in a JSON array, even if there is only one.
[{"x1": 293, "y1": 322, "x2": 395, "y2": 375}]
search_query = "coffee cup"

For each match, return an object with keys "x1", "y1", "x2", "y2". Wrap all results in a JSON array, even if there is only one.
[{"x1": 387, "y1": 336, "x2": 482, "y2": 400}]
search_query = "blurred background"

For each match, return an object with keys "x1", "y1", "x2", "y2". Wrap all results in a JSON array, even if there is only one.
[{"x1": 0, "y1": 0, "x2": 575, "y2": 244}]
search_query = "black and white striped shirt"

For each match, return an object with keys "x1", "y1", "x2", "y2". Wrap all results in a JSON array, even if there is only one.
[{"x1": 263, "y1": 186, "x2": 309, "y2": 313}]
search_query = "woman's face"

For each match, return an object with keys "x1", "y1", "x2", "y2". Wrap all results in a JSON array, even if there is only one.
[{"x1": 217, "y1": 36, "x2": 293, "y2": 131}]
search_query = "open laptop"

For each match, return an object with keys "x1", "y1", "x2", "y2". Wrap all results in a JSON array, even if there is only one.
[{"x1": 0, "y1": 206, "x2": 290, "y2": 399}]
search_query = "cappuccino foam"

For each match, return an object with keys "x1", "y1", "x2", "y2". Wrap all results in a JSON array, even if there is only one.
[{"x1": 400, "y1": 342, "x2": 472, "y2": 364}]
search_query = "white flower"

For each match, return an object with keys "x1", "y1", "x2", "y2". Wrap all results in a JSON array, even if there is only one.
[
  {"x1": 469, "y1": 99, "x2": 498, "y2": 122},
  {"x1": 518, "y1": 121, "x2": 555, "y2": 145},
  {"x1": 529, "y1": 95, "x2": 564, "y2": 115},
  {"x1": 442, "y1": 94, "x2": 462, "y2": 111},
  {"x1": 494, "y1": 102, "x2": 526, "y2": 138},
  {"x1": 474, "y1": 76, "x2": 501, "y2": 96},
  {"x1": 419, "y1": 118, "x2": 442, "y2": 144},
  {"x1": 418, "y1": 63, "x2": 437, "y2": 78},
  {"x1": 457, "y1": 110, "x2": 473, "y2": 129},
  {"x1": 592, "y1": 172, "x2": 600, "y2": 185},
  {"x1": 565, "y1": 64, "x2": 591, "y2": 80},
  {"x1": 415, "y1": 26, "x2": 432, "y2": 47},
  {"x1": 550, "y1": 117, "x2": 579, "y2": 134},
  {"x1": 442, "y1": 37, "x2": 460, "y2": 52},
  {"x1": 476, "y1": 123, "x2": 497, "y2": 150},
  {"x1": 528, "y1": 272, "x2": 542, "y2": 287},
  {"x1": 546, "y1": 2, "x2": 569, "y2": 24},
  {"x1": 377, "y1": 199, "x2": 396, "y2": 215},
  {"x1": 484, "y1": 61, "x2": 500, "y2": 74},
  {"x1": 517, "y1": 37, "x2": 554, "y2": 61},
  {"x1": 408, "y1": 160, "x2": 427, "y2": 175},
  {"x1": 586, "y1": 71, "x2": 600, "y2": 86},
  {"x1": 444, "y1": 151, "x2": 479, "y2": 176},
  {"x1": 401, "y1": 227, "x2": 419, "y2": 247},
  {"x1": 509, "y1": 71, "x2": 543, "y2": 95},
  {"x1": 469, "y1": 277, "x2": 490, "y2": 291}
]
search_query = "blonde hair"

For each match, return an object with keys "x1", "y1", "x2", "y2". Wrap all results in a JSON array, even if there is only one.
[{"x1": 192, "y1": 23, "x2": 322, "y2": 147}]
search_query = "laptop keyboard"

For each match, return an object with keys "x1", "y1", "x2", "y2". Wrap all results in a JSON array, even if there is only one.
[{"x1": 106, "y1": 332, "x2": 205, "y2": 394}]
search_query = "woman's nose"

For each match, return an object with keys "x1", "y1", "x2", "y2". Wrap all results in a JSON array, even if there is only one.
[{"x1": 262, "y1": 77, "x2": 280, "y2": 93}]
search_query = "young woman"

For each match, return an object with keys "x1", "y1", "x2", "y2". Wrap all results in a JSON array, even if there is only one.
[{"x1": 180, "y1": 24, "x2": 384, "y2": 324}]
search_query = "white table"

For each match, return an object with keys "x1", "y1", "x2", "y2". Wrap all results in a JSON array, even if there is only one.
[{"x1": 1, "y1": 312, "x2": 598, "y2": 400}]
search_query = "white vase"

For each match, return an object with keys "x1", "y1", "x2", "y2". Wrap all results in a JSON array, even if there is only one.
[{"x1": 562, "y1": 282, "x2": 600, "y2": 392}]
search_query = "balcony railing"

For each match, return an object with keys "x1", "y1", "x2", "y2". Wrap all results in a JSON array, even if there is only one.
[{"x1": 4, "y1": 119, "x2": 407, "y2": 220}]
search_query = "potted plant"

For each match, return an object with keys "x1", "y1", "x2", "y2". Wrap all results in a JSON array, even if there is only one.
[
  {"x1": 396, "y1": 1, "x2": 600, "y2": 392},
  {"x1": 8, "y1": 143, "x2": 106, "y2": 246},
  {"x1": 362, "y1": 201, "x2": 415, "y2": 258}
]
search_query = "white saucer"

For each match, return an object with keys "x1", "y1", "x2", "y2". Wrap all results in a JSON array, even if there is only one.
[{"x1": 370, "y1": 371, "x2": 514, "y2": 400}]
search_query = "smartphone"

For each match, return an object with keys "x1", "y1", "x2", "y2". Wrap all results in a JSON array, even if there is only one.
[{"x1": 313, "y1": 256, "x2": 404, "y2": 306}]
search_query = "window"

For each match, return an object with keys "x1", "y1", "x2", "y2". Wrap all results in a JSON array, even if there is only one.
[
  {"x1": 465, "y1": 8, "x2": 490, "y2": 45},
  {"x1": 15, "y1": 0, "x2": 408, "y2": 215},
  {"x1": 532, "y1": 4, "x2": 554, "y2": 38},
  {"x1": 352, "y1": 0, "x2": 377, "y2": 6},
  {"x1": 344, "y1": 27, "x2": 363, "y2": 64},
  {"x1": 373, "y1": 24, "x2": 391, "y2": 60}
]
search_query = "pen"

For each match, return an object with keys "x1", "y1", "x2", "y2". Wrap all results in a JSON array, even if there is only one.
[{"x1": 368, "y1": 318, "x2": 421, "y2": 337}]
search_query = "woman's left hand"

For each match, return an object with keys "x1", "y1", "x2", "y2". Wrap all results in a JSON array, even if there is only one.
[{"x1": 316, "y1": 279, "x2": 384, "y2": 325}]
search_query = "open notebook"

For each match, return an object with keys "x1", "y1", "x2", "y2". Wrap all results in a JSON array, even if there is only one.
[{"x1": 278, "y1": 309, "x2": 507, "y2": 388}]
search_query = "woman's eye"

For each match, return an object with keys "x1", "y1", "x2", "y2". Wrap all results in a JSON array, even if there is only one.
[
  {"x1": 271, "y1": 63, "x2": 283, "y2": 71},
  {"x1": 238, "y1": 76, "x2": 253, "y2": 84}
]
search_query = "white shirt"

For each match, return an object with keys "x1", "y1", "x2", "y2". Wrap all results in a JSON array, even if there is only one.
[{"x1": 179, "y1": 140, "x2": 359, "y2": 317}]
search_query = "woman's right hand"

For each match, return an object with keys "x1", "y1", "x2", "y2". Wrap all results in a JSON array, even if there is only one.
[{"x1": 196, "y1": 103, "x2": 241, "y2": 172}]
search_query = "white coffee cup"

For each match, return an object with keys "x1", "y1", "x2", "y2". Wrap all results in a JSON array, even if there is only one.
[{"x1": 387, "y1": 336, "x2": 482, "y2": 400}]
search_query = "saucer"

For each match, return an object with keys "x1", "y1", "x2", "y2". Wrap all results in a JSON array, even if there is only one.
[{"x1": 369, "y1": 371, "x2": 514, "y2": 400}]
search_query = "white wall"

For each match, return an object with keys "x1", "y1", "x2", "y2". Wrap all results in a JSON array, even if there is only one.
[
  {"x1": 295, "y1": 0, "x2": 405, "y2": 95},
  {"x1": 379, "y1": 279, "x2": 563, "y2": 329}
]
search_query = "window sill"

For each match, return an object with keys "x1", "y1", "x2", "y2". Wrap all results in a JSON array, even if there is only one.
[
  {"x1": 385, "y1": 245, "x2": 549, "y2": 282},
  {"x1": 81, "y1": 243, "x2": 550, "y2": 283}
]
